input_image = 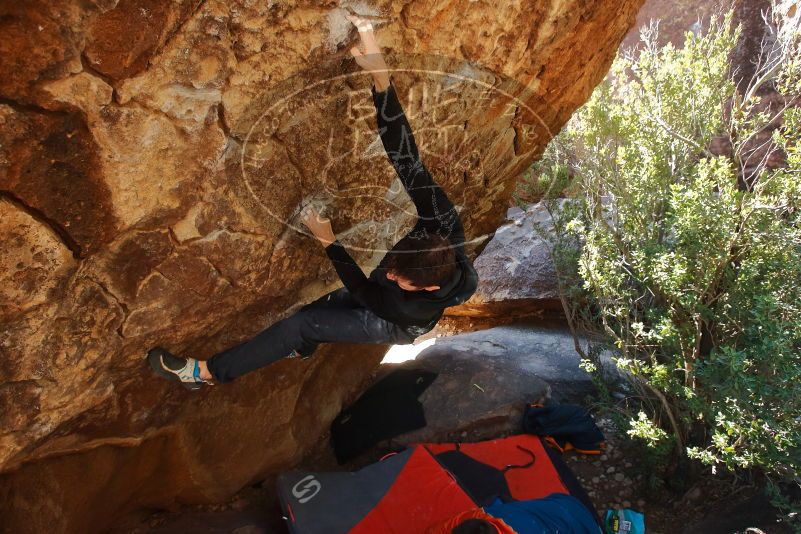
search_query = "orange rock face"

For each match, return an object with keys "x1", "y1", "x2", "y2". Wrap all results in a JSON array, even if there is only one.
[{"x1": 0, "y1": 0, "x2": 643, "y2": 531}]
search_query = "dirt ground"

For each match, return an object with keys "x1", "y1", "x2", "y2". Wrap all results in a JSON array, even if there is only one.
[{"x1": 561, "y1": 417, "x2": 794, "y2": 534}]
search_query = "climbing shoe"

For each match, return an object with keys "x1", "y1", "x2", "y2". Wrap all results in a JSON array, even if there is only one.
[{"x1": 147, "y1": 347, "x2": 209, "y2": 390}]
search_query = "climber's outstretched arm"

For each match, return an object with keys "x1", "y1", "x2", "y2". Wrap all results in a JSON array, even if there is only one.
[
  {"x1": 300, "y1": 205, "x2": 389, "y2": 311},
  {"x1": 347, "y1": 14, "x2": 465, "y2": 249},
  {"x1": 371, "y1": 82, "x2": 464, "y2": 247}
]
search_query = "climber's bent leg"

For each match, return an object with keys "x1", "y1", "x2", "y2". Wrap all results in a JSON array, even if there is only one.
[{"x1": 205, "y1": 304, "x2": 415, "y2": 383}]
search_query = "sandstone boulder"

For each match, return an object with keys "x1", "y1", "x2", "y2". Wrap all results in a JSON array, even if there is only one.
[
  {"x1": 447, "y1": 202, "x2": 564, "y2": 320},
  {"x1": 0, "y1": 0, "x2": 644, "y2": 532}
]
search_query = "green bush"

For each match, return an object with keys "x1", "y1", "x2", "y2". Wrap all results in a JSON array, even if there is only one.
[{"x1": 544, "y1": 10, "x2": 801, "y2": 482}]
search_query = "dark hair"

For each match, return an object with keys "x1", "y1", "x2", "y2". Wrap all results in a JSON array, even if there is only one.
[{"x1": 384, "y1": 233, "x2": 457, "y2": 287}]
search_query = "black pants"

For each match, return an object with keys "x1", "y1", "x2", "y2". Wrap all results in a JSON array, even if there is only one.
[{"x1": 206, "y1": 288, "x2": 419, "y2": 383}]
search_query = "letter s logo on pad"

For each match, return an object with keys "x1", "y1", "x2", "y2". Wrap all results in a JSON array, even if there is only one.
[{"x1": 292, "y1": 475, "x2": 322, "y2": 504}]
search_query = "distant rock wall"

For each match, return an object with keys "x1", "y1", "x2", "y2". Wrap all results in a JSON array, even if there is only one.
[
  {"x1": 621, "y1": 0, "x2": 798, "y2": 181},
  {"x1": 0, "y1": 0, "x2": 643, "y2": 531}
]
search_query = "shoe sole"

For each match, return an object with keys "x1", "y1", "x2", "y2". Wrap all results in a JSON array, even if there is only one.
[{"x1": 146, "y1": 350, "x2": 203, "y2": 391}]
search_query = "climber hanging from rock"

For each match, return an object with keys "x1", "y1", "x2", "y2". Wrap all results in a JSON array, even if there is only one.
[{"x1": 147, "y1": 14, "x2": 478, "y2": 390}]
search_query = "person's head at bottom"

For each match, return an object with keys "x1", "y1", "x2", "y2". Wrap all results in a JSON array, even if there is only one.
[
  {"x1": 384, "y1": 234, "x2": 457, "y2": 291},
  {"x1": 451, "y1": 518, "x2": 499, "y2": 534}
]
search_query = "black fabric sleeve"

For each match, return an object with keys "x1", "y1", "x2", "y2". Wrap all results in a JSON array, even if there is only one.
[
  {"x1": 371, "y1": 80, "x2": 466, "y2": 250},
  {"x1": 324, "y1": 240, "x2": 388, "y2": 310}
]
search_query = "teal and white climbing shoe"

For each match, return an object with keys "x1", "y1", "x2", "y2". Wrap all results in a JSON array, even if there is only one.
[{"x1": 147, "y1": 347, "x2": 208, "y2": 390}]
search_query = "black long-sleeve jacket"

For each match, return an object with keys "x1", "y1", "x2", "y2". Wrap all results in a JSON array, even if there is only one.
[{"x1": 324, "y1": 79, "x2": 478, "y2": 329}]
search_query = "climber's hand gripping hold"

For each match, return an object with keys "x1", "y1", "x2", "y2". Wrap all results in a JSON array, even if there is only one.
[
  {"x1": 300, "y1": 206, "x2": 336, "y2": 247},
  {"x1": 346, "y1": 14, "x2": 390, "y2": 91}
]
